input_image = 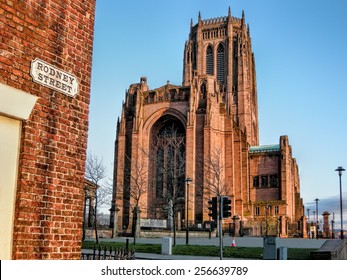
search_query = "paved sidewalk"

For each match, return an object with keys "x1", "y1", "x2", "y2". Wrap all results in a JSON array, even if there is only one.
[
  {"x1": 87, "y1": 236, "x2": 326, "y2": 249},
  {"x1": 134, "y1": 252, "x2": 251, "y2": 260}
]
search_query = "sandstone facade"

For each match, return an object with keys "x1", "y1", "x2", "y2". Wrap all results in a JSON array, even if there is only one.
[{"x1": 111, "y1": 9, "x2": 305, "y2": 237}]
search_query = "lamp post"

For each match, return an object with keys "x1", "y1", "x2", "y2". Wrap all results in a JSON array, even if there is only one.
[
  {"x1": 331, "y1": 212, "x2": 335, "y2": 239},
  {"x1": 307, "y1": 208, "x2": 310, "y2": 238},
  {"x1": 335, "y1": 166, "x2": 345, "y2": 239},
  {"x1": 307, "y1": 208, "x2": 310, "y2": 223},
  {"x1": 185, "y1": 177, "x2": 193, "y2": 245},
  {"x1": 109, "y1": 205, "x2": 116, "y2": 238},
  {"x1": 313, "y1": 211, "x2": 316, "y2": 239},
  {"x1": 315, "y1": 198, "x2": 319, "y2": 239},
  {"x1": 82, "y1": 186, "x2": 87, "y2": 241}
]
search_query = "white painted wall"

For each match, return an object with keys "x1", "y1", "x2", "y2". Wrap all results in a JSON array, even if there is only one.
[{"x1": 0, "y1": 83, "x2": 37, "y2": 259}]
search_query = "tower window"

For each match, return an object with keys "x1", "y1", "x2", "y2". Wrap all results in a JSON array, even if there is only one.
[
  {"x1": 217, "y1": 44, "x2": 225, "y2": 84},
  {"x1": 255, "y1": 206, "x2": 260, "y2": 216},
  {"x1": 270, "y1": 175, "x2": 278, "y2": 187},
  {"x1": 206, "y1": 45, "x2": 213, "y2": 75},
  {"x1": 274, "y1": 205, "x2": 279, "y2": 215},
  {"x1": 261, "y1": 175, "x2": 268, "y2": 188},
  {"x1": 253, "y1": 176, "x2": 259, "y2": 187}
]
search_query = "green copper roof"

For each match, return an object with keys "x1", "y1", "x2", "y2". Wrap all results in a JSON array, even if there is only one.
[{"x1": 249, "y1": 144, "x2": 280, "y2": 153}]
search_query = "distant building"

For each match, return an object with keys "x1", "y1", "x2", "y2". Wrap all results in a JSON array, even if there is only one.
[
  {"x1": 84, "y1": 179, "x2": 98, "y2": 230},
  {"x1": 83, "y1": 179, "x2": 109, "y2": 228},
  {"x1": 111, "y1": 9, "x2": 305, "y2": 237},
  {"x1": 0, "y1": 0, "x2": 96, "y2": 259}
]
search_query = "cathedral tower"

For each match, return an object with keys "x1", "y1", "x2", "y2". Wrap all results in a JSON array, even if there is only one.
[{"x1": 183, "y1": 9, "x2": 259, "y2": 146}]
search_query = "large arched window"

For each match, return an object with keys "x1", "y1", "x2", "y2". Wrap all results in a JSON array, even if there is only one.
[
  {"x1": 150, "y1": 116, "x2": 186, "y2": 202},
  {"x1": 217, "y1": 44, "x2": 225, "y2": 84},
  {"x1": 206, "y1": 45, "x2": 213, "y2": 75},
  {"x1": 155, "y1": 122, "x2": 185, "y2": 199}
]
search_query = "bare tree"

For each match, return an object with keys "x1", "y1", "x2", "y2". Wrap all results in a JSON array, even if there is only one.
[
  {"x1": 204, "y1": 147, "x2": 229, "y2": 196},
  {"x1": 125, "y1": 151, "x2": 148, "y2": 244},
  {"x1": 97, "y1": 181, "x2": 113, "y2": 215},
  {"x1": 202, "y1": 147, "x2": 230, "y2": 236},
  {"x1": 85, "y1": 151, "x2": 107, "y2": 244}
]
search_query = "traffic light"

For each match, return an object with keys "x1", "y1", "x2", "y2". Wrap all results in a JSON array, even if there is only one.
[
  {"x1": 208, "y1": 196, "x2": 218, "y2": 220},
  {"x1": 221, "y1": 196, "x2": 231, "y2": 219}
]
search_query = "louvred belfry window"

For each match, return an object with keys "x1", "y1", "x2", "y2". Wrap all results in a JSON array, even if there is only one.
[
  {"x1": 217, "y1": 44, "x2": 225, "y2": 84},
  {"x1": 206, "y1": 45, "x2": 213, "y2": 75}
]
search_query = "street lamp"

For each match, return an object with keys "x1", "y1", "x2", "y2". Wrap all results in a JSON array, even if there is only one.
[
  {"x1": 313, "y1": 211, "x2": 316, "y2": 239},
  {"x1": 331, "y1": 212, "x2": 335, "y2": 239},
  {"x1": 335, "y1": 166, "x2": 345, "y2": 239},
  {"x1": 82, "y1": 186, "x2": 87, "y2": 241},
  {"x1": 307, "y1": 208, "x2": 310, "y2": 223},
  {"x1": 307, "y1": 208, "x2": 310, "y2": 238},
  {"x1": 185, "y1": 177, "x2": 193, "y2": 245},
  {"x1": 109, "y1": 205, "x2": 116, "y2": 238},
  {"x1": 315, "y1": 198, "x2": 319, "y2": 239}
]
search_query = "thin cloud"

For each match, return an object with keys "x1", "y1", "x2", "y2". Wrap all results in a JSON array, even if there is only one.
[{"x1": 305, "y1": 192, "x2": 347, "y2": 228}]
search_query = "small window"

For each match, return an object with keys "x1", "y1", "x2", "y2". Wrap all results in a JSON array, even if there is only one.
[
  {"x1": 270, "y1": 175, "x2": 278, "y2": 187},
  {"x1": 261, "y1": 175, "x2": 268, "y2": 188},
  {"x1": 253, "y1": 176, "x2": 259, "y2": 187},
  {"x1": 274, "y1": 205, "x2": 279, "y2": 215},
  {"x1": 266, "y1": 205, "x2": 272, "y2": 216},
  {"x1": 255, "y1": 206, "x2": 260, "y2": 216}
]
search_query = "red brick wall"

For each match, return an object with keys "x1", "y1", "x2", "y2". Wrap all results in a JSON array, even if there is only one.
[{"x1": 0, "y1": 0, "x2": 96, "y2": 259}]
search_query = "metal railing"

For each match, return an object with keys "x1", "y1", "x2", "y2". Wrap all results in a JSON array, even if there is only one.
[{"x1": 81, "y1": 245, "x2": 135, "y2": 260}]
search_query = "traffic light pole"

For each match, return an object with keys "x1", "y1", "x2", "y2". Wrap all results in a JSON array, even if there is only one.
[
  {"x1": 219, "y1": 196, "x2": 232, "y2": 260},
  {"x1": 208, "y1": 195, "x2": 231, "y2": 260},
  {"x1": 219, "y1": 196, "x2": 223, "y2": 260}
]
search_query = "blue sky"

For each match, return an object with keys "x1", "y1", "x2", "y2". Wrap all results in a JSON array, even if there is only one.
[{"x1": 88, "y1": 0, "x2": 347, "y2": 226}]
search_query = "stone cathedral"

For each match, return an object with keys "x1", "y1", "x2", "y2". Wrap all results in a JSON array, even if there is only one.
[{"x1": 111, "y1": 9, "x2": 306, "y2": 237}]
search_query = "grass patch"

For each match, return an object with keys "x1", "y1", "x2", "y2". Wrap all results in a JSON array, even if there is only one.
[
  {"x1": 82, "y1": 241, "x2": 316, "y2": 260},
  {"x1": 173, "y1": 245, "x2": 263, "y2": 259},
  {"x1": 224, "y1": 246, "x2": 264, "y2": 259},
  {"x1": 287, "y1": 248, "x2": 316, "y2": 260}
]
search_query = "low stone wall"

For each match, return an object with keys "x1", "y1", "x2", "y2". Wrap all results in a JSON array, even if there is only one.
[
  {"x1": 85, "y1": 228, "x2": 213, "y2": 239},
  {"x1": 139, "y1": 230, "x2": 213, "y2": 238},
  {"x1": 85, "y1": 229, "x2": 113, "y2": 239},
  {"x1": 311, "y1": 239, "x2": 347, "y2": 260}
]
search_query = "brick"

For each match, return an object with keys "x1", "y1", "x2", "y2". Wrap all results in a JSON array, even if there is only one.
[{"x1": 2, "y1": 0, "x2": 96, "y2": 260}]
